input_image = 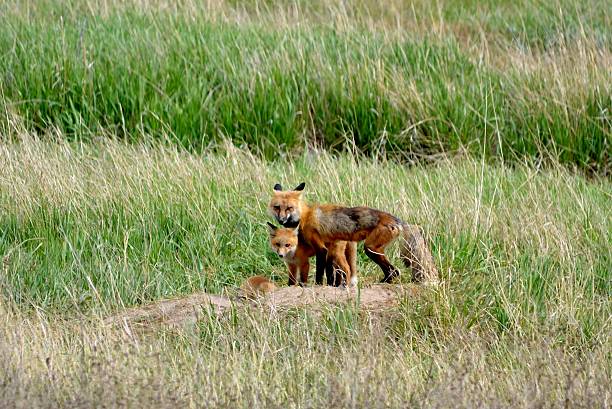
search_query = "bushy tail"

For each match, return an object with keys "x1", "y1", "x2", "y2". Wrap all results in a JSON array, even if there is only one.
[{"x1": 399, "y1": 224, "x2": 439, "y2": 285}]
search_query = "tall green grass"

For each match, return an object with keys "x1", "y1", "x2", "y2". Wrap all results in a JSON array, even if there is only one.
[
  {"x1": 0, "y1": 138, "x2": 610, "y2": 407},
  {"x1": 1, "y1": 138, "x2": 609, "y2": 321},
  {"x1": 1, "y1": 0, "x2": 610, "y2": 171}
]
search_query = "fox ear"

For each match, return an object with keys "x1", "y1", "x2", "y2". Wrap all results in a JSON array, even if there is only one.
[
  {"x1": 266, "y1": 222, "x2": 278, "y2": 234},
  {"x1": 273, "y1": 183, "x2": 283, "y2": 191},
  {"x1": 293, "y1": 182, "x2": 305, "y2": 191}
]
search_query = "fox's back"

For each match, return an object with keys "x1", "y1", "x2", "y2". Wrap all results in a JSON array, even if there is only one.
[{"x1": 312, "y1": 205, "x2": 401, "y2": 241}]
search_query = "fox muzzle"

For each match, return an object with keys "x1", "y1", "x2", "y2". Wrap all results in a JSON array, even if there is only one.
[{"x1": 278, "y1": 215, "x2": 300, "y2": 228}]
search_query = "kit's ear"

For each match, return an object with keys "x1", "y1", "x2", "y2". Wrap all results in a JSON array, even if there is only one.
[
  {"x1": 273, "y1": 184, "x2": 283, "y2": 191},
  {"x1": 266, "y1": 222, "x2": 278, "y2": 235},
  {"x1": 293, "y1": 182, "x2": 305, "y2": 191}
]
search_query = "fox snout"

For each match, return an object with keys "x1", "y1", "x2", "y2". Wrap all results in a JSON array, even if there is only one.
[
  {"x1": 277, "y1": 213, "x2": 299, "y2": 227},
  {"x1": 275, "y1": 248, "x2": 295, "y2": 259}
]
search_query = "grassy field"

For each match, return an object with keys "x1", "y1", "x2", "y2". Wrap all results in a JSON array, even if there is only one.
[
  {"x1": 0, "y1": 0, "x2": 611, "y2": 407},
  {"x1": 0, "y1": 137, "x2": 610, "y2": 407},
  {"x1": 0, "y1": 0, "x2": 610, "y2": 171}
]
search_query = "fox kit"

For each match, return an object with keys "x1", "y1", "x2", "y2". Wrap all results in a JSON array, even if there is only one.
[
  {"x1": 267, "y1": 222, "x2": 357, "y2": 287},
  {"x1": 269, "y1": 183, "x2": 438, "y2": 284},
  {"x1": 240, "y1": 275, "x2": 277, "y2": 299}
]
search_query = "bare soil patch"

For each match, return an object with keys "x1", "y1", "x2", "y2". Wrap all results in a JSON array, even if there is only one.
[{"x1": 105, "y1": 284, "x2": 423, "y2": 330}]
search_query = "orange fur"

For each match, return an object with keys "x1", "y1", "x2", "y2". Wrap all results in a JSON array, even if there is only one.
[
  {"x1": 240, "y1": 275, "x2": 277, "y2": 299},
  {"x1": 267, "y1": 223, "x2": 357, "y2": 286},
  {"x1": 269, "y1": 183, "x2": 438, "y2": 284}
]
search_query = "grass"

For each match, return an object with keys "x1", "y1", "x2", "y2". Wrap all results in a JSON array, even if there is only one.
[
  {"x1": 0, "y1": 137, "x2": 610, "y2": 407},
  {"x1": 1, "y1": 301, "x2": 609, "y2": 408},
  {"x1": 0, "y1": 0, "x2": 610, "y2": 172},
  {"x1": 0, "y1": 0, "x2": 610, "y2": 406}
]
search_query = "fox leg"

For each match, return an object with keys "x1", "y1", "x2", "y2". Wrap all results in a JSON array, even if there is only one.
[
  {"x1": 307, "y1": 232, "x2": 328, "y2": 285},
  {"x1": 325, "y1": 244, "x2": 339, "y2": 286},
  {"x1": 299, "y1": 260, "x2": 310, "y2": 286},
  {"x1": 324, "y1": 246, "x2": 339, "y2": 286},
  {"x1": 344, "y1": 241, "x2": 358, "y2": 286},
  {"x1": 326, "y1": 242, "x2": 352, "y2": 287},
  {"x1": 325, "y1": 258, "x2": 335, "y2": 286},
  {"x1": 287, "y1": 263, "x2": 298, "y2": 286},
  {"x1": 325, "y1": 256, "x2": 350, "y2": 286},
  {"x1": 364, "y1": 225, "x2": 402, "y2": 283},
  {"x1": 315, "y1": 252, "x2": 328, "y2": 285}
]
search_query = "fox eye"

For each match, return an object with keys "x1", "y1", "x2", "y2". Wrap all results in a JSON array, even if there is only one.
[
  {"x1": 273, "y1": 205, "x2": 280, "y2": 211},
  {"x1": 285, "y1": 243, "x2": 291, "y2": 248}
]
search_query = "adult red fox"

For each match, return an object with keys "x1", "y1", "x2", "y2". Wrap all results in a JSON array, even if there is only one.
[
  {"x1": 267, "y1": 222, "x2": 358, "y2": 287},
  {"x1": 268, "y1": 183, "x2": 438, "y2": 284}
]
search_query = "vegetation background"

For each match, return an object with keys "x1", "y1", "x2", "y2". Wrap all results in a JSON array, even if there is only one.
[{"x1": 0, "y1": 0, "x2": 610, "y2": 407}]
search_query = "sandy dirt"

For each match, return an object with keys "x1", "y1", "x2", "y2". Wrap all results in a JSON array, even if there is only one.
[{"x1": 105, "y1": 284, "x2": 424, "y2": 330}]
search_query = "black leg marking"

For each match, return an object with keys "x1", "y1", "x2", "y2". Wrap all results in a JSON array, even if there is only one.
[
  {"x1": 325, "y1": 260, "x2": 335, "y2": 286},
  {"x1": 315, "y1": 251, "x2": 327, "y2": 285},
  {"x1": 365, "y1": 247, "x2": 400, "y2": 283}
]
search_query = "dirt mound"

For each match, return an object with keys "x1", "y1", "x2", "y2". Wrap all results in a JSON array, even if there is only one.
[
  {"x1": 105, "y1": 292, "x2": 233, "y2": 330},
  {"x1": 263, "y1": 284, "x2": 418, "y2": 311},
  {"x1": 106, "y1": 284, "x2": 422, "y2": 330}
]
